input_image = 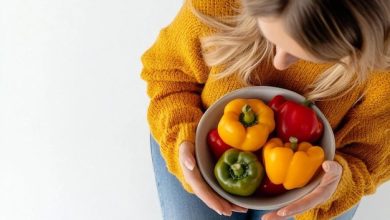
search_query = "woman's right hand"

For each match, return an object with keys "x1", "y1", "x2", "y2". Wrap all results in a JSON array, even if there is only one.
[{"x1": 179, "y1": 140, "x2": 248, "y2": 216}]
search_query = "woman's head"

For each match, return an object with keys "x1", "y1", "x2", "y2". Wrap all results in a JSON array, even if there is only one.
[
  {"x1": 256, "y1": 17, "x2": 320, "y2": 70},
  {"x1": 192, "y1": 0, "x2": 390, "y2": 100},
  {"x1": 245, "y1": 0, "x2": 390, "y2": 72}
]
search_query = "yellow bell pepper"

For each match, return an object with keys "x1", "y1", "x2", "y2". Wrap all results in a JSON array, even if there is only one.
[
  {"x1": 263, "y1": 137, "x2": 325, "y2": 190},
  {"x1": 217, "y1": 98, "x2": 275, "y2": 151}
]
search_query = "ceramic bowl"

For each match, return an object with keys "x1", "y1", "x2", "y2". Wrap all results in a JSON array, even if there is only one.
[{"x1": 195, "y1": 86, "x2": 335, "y2": 210}]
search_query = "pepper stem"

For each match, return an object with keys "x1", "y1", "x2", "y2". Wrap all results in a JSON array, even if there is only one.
[
  {"x1": 302, "y1": 99, "x2": 313, "y2": 107},
  {"x1": 241, "y1": 104, "x2": 255, "y2": 125},
  {"x1": 231, "y1": 163, "x2": 244, "y2": 177},
  {"x1": 289, "y1": 136, "x2": 298, "y2": 152}
]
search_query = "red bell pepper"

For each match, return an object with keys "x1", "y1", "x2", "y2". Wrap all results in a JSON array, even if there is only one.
[
  {"x1": 268, "y1": 95, "x2": 324, "y2": 143},
  {"x1": 257, "y1": 175, "x2": 287, "y2": 196},
  {"x1": 207, "y1": 129, "x2": 232, "y2": 159}
]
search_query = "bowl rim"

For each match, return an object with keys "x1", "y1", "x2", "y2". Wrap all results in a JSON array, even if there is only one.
[{"x1": 195, "y1": 86, "x2": 336, "y2": 210}]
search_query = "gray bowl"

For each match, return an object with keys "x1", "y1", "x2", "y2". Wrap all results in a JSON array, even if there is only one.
[{"x1": 195, "y1": 86, "x2": 335, "y2": 210}]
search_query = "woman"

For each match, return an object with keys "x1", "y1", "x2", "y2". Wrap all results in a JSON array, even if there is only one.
[{"x1": 141, "y1": 0, "x2": 390, "y2": 219}]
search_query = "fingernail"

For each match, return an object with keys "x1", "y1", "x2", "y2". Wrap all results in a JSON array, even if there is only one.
[
  {"x1": 185, "y1": 160, "x2": 194, "y2": 170},
  {"x1": 323, "y1": 163, "x2": 330, "y2": 172},
  {"x1": 277, "y1": 209, "x2": 288, "y2": 216},
  {"x1": 223, "y1": 211, "x2": 232, "y2": 216},
  {"x1": 216, "y1": 210, "x2": 222, "y2": 215}
]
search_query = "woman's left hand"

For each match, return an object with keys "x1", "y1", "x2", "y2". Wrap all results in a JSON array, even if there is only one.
[{"x1": 261, "y1": 160, "x2": 343, "y2": 220}]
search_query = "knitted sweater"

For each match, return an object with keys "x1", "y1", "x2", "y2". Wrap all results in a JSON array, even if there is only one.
[{"x1": 141, "y1": 1, "x2": 390, "y2": 219}]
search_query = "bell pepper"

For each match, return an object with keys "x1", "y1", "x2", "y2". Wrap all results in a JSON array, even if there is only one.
[
  {"x1": 214, "y1": 149, "x2": 265, "y2": 196},
  {"x1": 257, "y1": 175, "x2": 287, "y2": 197},
  {"x1": 269, "y1": 95, "x2": 323, "y2": 143},
  {"x1": 263, "y1": 137, "x2": 325, "y2": 190},
  {"x1": 218, "y1": 99, "x2": 275, "y2": 151},
  {"x1": 207, "y1": 128, "x2": 232, "y2": 159}
]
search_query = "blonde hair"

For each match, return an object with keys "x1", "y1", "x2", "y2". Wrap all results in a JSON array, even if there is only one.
[{"x1": 191, "y1": 0, "x2": 390, "y2": 101}]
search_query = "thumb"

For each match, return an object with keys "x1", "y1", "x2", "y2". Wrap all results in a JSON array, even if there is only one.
[
  {"x1": 179, "y1": 141, "x2": 196, "y2": 171},
  {"x1": 322, "y1": 161, "x2": 342, "y2": 175},
  {"x1": 321, "y1": 160, "x2": 342, "y2": 186}
]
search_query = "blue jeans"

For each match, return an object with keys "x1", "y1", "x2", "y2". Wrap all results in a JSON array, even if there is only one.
[{"x1": 150, "y1": 135, "x2": 359, "y2": 220}]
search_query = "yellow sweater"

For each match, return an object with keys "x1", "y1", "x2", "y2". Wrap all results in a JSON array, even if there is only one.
[{"x1": 141, "y1": 0, "x2": 390, "y2": 219}]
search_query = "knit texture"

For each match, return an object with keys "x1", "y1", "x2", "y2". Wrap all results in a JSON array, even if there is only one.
[{"x1": 140, "y1": 1, "x2": 390, "y2": 219}]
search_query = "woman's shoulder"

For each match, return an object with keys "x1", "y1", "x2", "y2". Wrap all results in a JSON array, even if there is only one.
[
  {"x1": 366, "y1": 70, "x2": 390, "y2": 94},
  {"x1": 166, "y1": 0, "x2": 240, "y2": 34},
  {"x1": 357, "y1": 70, "x2": 390, "y2": 117}
]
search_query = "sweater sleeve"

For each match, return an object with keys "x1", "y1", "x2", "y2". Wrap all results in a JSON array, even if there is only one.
[
  {"x1": 140, "y1": 0, "x2": 236, "y2": 192},
  {"x1": 297, "y1": 73, "x2": 390, "y2": 220}
]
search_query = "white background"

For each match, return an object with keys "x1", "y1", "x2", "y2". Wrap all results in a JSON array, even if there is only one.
[{"x1": 0, "y1": 0, "x2": 389, "y2": 219}]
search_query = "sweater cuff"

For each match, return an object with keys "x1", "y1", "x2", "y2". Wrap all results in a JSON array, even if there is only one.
[
  {"x1": 155, "y1": 122, "x2": 199, "y2": 194},
  {"x1": 175, "y1": 123, "x2": 198, "y2": 193},
  {"x1": 176, "y1": 123, "x2": 197, "y2": 146}
]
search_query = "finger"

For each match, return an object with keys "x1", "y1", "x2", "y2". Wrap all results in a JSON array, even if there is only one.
[
  {"x1": 321, "y1": 161, "x2": 343, "y2": 185},
  {"x1": 179, "y1": 141, "x2": 196, "y2": 170},
  {"x1": 262, "y1": 211, "x2": 287, "y2": 220},
  {"x1": 190, "y1": 168, "x2": 234, "y2": 216},
  {"x1": 231, "y1": 203, "x2": 248, "y2": 213},
  {"x1": 179, "y1": 142, "x2": 248, "y2": 216},
  {"x1": 277, "y1": 161, "x2": 342, "y2": 217},
  {"x1": 218, "y1": 200, "x2": 248, "y2": 215},
  {"x1": 179, "y1": 142, "x2": 233, "y2": 216}
]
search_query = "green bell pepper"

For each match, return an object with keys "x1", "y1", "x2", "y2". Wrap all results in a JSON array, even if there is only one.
[{"x1": 214, "y1": 149, "x2": 265, "y2": 196}]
